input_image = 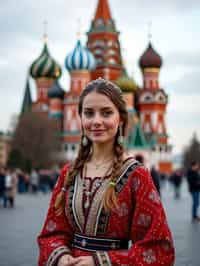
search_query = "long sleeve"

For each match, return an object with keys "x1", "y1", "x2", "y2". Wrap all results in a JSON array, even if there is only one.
[
  {"x1": 93, "y1": 166, "x2": 175, "y2": 266},
  {"x1": 37, "y1": 164, "x2": 74, "y2": 266}
]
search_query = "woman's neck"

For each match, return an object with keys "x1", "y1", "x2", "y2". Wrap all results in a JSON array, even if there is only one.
[{"x1": 91, "y1": 142, "x2": 114, "y2": 161}]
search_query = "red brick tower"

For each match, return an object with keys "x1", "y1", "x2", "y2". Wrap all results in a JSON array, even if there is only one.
[
  {"x1": 87, "y1": 0, "x2": 123, "y2": 81},
  {"x1": 138, "y1": 42, "x2": 172, "y2": 174}
]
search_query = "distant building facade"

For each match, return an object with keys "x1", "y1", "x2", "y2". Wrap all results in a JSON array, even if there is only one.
[{"x1": 21, "y1": 0, "x2": 173, "y2": 174}]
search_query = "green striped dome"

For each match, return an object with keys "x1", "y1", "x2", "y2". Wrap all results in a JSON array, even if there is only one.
[{"x1": 30, "y1": 43, "x2": 62, "y2": 79}]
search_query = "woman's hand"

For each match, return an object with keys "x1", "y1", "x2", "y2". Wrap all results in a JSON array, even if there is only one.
[
  {"x1": 57, "y1": 254, "x2": 75, "y2": 266},
  {"x1": 72, "y1": 256, "x2": 95, "y2": 266}
]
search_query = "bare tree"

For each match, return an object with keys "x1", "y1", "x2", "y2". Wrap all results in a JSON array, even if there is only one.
[
  {"x1": 182, "y1": 133, "x2": 200, "y2": 171},
  {"x1": 9, "y1": 112, "x2": 61, "y2": 170}
]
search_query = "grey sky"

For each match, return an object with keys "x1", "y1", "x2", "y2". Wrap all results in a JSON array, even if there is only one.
[{"x1": 0, "y1": 0, "x2": 200, "y2": 154}]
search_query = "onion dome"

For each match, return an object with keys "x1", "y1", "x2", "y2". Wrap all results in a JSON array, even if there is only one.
[
  {"x1": 48, "y1": 80, "x2": 64, "y2": 99},
  {"x1": 115, "y1": 70, "x2": 137, "y2": 92},
  {"x1": 65, "y1": 40, "x2": 96, "y2": 71},
  {"x1": 30, "y1": 42, "x2": 62, "y2": 79},
  {"x1": 139, "y1": 42, "x2": 162, "y2": 69}
]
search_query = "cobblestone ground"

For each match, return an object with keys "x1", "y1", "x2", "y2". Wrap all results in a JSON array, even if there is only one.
[{"x1": 0, "y1": 180, "x2": 200, "y2": 266}]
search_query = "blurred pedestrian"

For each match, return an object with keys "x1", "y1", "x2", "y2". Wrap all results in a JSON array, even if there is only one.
[
  {"x1": 29, "y1": 169, "x2": 39, "y2": 193},
  {"x1": 39, "y1": 170, "x2": 50, "y2": 193},
  {"x1": 37, "y1": 78, "x2": 174, "y2": 266},
  {"x1": 150, "y1": 165, "x2": 161, "y2": 196},
  {"x1": 49, "y1": 169, "x2": 60, "y2": 190},
  {"x1": 186, "y1": 161, "x2": 200, "y2": 222},
  {"x1": 17, "y1": 169, "x2": 26, "y2": 193},
  {"x1": 0, "y1": 167, "x2": 6, "y2": 207},
  {"x1": 5, "y1": 169, "x2": 18, "y2": 208},
  {"x1": 170, "y1": 169, "x2": 183, "y2": 199}
]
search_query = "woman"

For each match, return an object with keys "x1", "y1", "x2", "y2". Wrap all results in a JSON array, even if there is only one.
[{"x1": 38, "y1": 78, "x2": 175, "y2": 266}]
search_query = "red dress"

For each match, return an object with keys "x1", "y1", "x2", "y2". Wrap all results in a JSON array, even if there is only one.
[{"x1": 38, "y1": 160, "x2": 175, "y2": 265}]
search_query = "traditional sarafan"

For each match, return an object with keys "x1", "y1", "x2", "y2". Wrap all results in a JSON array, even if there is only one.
[{"x1": 37, "y1": 159, "x2": 175, "y2": 266}]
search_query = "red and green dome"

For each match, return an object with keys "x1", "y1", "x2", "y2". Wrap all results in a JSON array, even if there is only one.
[
  {"x1": 30, "y1": 42, "x2": 62, "y2": 79},
  {"x1": 115, "y1": 70, "x2": 138, "y2": 92},
  {"x1": 139, "y1": 42, "x2": 162, "y2": 69}
]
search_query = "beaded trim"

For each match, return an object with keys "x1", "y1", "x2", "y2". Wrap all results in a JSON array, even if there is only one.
[
  {"x1": 93, "y1": 251, "x2": 112, "y2": 266},
  {"x1": 46, "y1": 246, "x2": 71, "y2": 266}
]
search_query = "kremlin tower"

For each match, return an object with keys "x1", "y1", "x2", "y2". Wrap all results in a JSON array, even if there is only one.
[
  {"x1": 22, "y1": 0, "x2": 172, "y2": 174},
  {"x1": 30, "y1": 34, "x2": 62, "y2": 114},
  {"x1": 87, "y1": 0, "x2": 124, "y2": 81},
  {"x1": 63, "y1": 40, "x2": 95, "y2": 160},
  {"x1": 137, "y1": 42, "x2": 172, "y2": 172}
]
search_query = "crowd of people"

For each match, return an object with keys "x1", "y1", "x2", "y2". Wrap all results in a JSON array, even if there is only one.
[
  {"x1": 0, "y1": 161, "x2": 200, "y2": 223},
  {"x1": 0, "y1": 167, "x2": 61, "y2": 208}
]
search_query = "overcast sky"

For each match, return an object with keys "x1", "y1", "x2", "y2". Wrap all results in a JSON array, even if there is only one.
[{"x1": 0, "y1": 0, "x2": 199, "y2": 155}]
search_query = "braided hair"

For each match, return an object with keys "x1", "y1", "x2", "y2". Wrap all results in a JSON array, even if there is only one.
[{"x1": 55, "y1": 78, "x2": 128, "y2": 215}]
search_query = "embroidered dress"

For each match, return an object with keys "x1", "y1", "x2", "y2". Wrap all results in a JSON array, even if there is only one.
[{"x1": 38, "y1": 160, "x2": 175, "y2": 266}]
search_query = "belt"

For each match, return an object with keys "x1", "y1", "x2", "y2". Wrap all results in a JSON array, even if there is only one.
[{"x1": 73, "y1": 233, "x2": 129, "y2": 251}]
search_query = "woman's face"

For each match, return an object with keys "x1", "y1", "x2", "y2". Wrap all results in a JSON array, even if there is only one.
[{"x1": 81, "y1": 91, "x2": 121, "y2": 145}]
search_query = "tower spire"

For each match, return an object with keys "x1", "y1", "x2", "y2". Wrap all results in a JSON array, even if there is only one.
[
  {"x1": 43, "y1": 20, "x2": 48, "y2": 43},
  {"x1": 94, "y1": 0, "x2": 112, "y2": 21},
  {"x1": 21, "y1": 75, "x2": 32, "y2": 114},
  {"x1": 76, "y1": 18, "x2": 81, "y2": 39},
  {"x1": 147, "y1": 21, "x2": 152, "y2": 42},
  {"x1": 87, "y1": 0, "x2": 123, "y2": 81}
]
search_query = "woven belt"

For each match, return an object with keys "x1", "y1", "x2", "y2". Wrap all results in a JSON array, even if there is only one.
[{"x1": 73, "y1": 233, "x2": 129, "y2": 251}]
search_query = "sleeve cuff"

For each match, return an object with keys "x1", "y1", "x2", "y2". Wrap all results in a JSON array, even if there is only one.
[
  {"x1": 46, "y1": 246, "x2": 71, "y2": 266},
  {"x1": 93, "y1": 251, "x2": 112, "y2": 266}
]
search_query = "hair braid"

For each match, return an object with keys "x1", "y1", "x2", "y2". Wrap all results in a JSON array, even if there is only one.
[
  {"x1": 103, "y1": 142, "x2": 124, "y2": 212},
  {"x1": 55, "y1": 140, "x2": 91, "y2": 215}
]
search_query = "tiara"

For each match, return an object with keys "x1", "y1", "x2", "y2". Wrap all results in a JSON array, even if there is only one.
[{"x1": 87, "y1": 77, "x2": 123, "y2": 94}]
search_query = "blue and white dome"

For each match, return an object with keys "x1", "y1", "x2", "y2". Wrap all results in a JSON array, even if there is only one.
[{"x1": 65, "y1": 40, "x2": 96, "y2": 72}]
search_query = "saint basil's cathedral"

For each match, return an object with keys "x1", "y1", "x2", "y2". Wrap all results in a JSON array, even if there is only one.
[{"x1": 22, "y1": 0, "x2": 173, "y2": 174}]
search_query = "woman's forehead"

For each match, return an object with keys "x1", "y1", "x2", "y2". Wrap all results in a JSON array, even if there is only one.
[{"x1": 82, "y1": 92, "x2": 116, "y2": 108}]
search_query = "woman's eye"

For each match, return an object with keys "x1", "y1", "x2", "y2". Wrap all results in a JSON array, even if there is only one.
[
  {"x1": 102, "y1": 111, "x2": 113, "y2": 117},
  {"x1": 84, "y1": 111, "x2": 94, "y2": 117}
]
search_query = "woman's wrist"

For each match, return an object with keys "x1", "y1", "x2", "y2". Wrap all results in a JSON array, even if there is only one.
[{"x1": 57, "y1": 253, "x2": 72, "y2": 266}]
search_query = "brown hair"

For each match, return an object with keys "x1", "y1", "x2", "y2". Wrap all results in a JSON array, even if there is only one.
[{"x1": 55, "y1": 78, "x2": 128, "y2": 215}]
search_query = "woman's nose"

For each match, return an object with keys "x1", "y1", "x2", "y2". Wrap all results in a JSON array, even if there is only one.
[{"x1": 92, "y1": 113, "x2": 102, "y2": 124}]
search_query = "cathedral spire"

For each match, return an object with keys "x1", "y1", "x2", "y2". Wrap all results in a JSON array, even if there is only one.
[
  {"x1": 94, "y1": 0, "x2": 112, "y2": 21},
  {"x1": 21, "y1": 76, "x2": 32, "y2": 114},
  {"x1": 87, "y1": 0, "x2": 123, "y2": 81}
]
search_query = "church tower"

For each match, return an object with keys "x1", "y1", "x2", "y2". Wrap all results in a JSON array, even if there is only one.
[
  {"x1": 48, "y1": 80, "x2": 65, "y2": 131},
  {"x1": 63, "y1": 39, "x2": 96, "y2": 160},
  {"x1": 29, "y1": 34, "x2": 62, "y2": 113},
  {"x1": 138, "y1": 42, "x2": 172, "y2": 173},
  {"x1": 87, "y1": 0, "x2": 123, "y2": 81}
]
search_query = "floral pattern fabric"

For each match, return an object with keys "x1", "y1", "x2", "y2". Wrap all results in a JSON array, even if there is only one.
[{"x1": 37, "y1": 162, "x2": 175, "y2": 265}]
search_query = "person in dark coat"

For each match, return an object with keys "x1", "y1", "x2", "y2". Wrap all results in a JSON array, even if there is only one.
[
  {"x1": 150, "y1": 165, "x2": 161, "y2": 196},
  {"x1": 187, "y1": 161, "x2": 200, "y2": 221},
  {"x1": 0, "y1": 167, "x2": 6, "y2": 207},
  {"x1": 170, "y1": 169, "x2": 183, "y2": 199}
]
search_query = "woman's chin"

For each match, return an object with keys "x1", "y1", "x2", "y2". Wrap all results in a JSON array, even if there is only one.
[{"x1": 90, "y1": 137, "x2": 111, "y2": 144}]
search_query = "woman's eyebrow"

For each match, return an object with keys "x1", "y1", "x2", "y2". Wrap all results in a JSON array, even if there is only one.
[
  {"x1": 100, "y1": 107, "x2": 113, "y2": 110},
  {"x1": 83, "y1": 106, "x2": 112, "y2": 110},
  {"x1": 83, "y1": 107, "x2": 93, "y2": 110}
]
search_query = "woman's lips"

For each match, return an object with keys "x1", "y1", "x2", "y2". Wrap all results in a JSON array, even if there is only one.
[
  {"x1": 91, "y1": 130, "x2": 106, "y2": 135},
  {"x1": 91, "y1": 130, "x2": 105, "y2": 132}
]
